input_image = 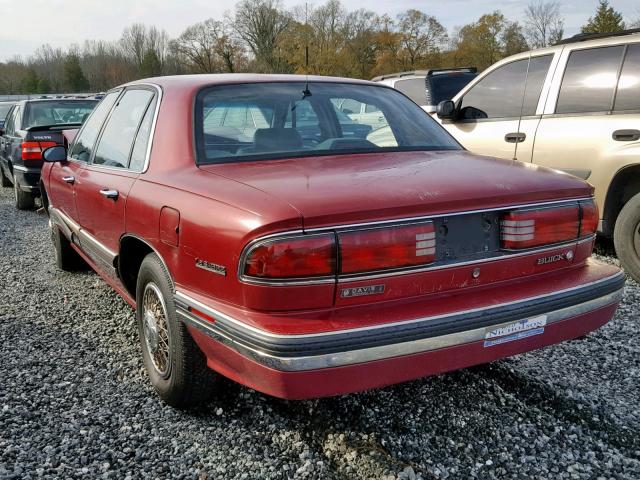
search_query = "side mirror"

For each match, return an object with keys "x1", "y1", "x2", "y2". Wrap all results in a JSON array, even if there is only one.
[
  {"x1": 43, "y1": 145, "x2": 67, "y2": 163},
  {"x1": 436, "y1": 100, "x2": 456, "y2": 120}
]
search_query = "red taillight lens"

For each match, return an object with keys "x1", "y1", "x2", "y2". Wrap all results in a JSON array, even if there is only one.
[
  {"x1": 501, "y1": 204, "x2": 580, "y2": 249},
  {"x1": 339, "y1": 222, "x2": 435, "y2": 274},
  {"x1": 579, "y1": 200, "x2": 599, "y2": 237},
  {"x1": 21, "y1": 141, "x2": 57, "y2": 161},
  {"x1": 243, "y1": 234, "x2": 336, "y2": 279}
]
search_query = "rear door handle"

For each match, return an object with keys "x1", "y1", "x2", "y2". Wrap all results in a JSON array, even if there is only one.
[
  {"x1": 505, "y1": 132, "x2": 526, "y2": 143},
  {"x1": 612, "y1": 129, "x2": 640, "y2": 141},
  {"x1": 99, "y1": 188, "x2": 119, "y2": 199},
  {"x1": 62, "y1": 176, "x2": 75, "y2": 184}
]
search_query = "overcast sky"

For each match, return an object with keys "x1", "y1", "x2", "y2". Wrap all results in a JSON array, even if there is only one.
[{"x1": 0, "y1": 0, "x2": 638, "y2": 61}]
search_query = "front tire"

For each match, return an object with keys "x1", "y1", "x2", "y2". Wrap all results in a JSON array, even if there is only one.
[
  {"x1": 614, "y1": 192, "x2": 640, "y2": 283},
  {"x1": 136, "y1": 253, "x2": 218, "y2": 408},
  {"x1": 14, "y1": 178, "x2": 34, "y2": 210},
  {"x1": 0, "y1": 167, "x2": 10, "y2": 187},
  {"x1": 51, "y1": 225, "x2": 87, "y2": 271}
]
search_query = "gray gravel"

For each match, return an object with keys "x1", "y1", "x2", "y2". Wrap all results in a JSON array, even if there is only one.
[{"x1": 1, "y1": 186, "x2": 639, "y2": 480}]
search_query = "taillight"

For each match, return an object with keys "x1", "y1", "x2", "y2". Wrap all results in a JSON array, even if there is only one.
[
  {"x1": 21, "y1": 141, "x2": 57, "y2": 161},
  {"x1": 243, "y1": 233, "x2": 336, "y2": 279},
  {"x1": 579, "y1": 199, "x2": 599, "y2": 237},
  {"x1": 501, "y1": 204, "x2": 580, "y2": 249},
  {"x1": 339, "y1": 222, "x2": 435, "y2": 274}
]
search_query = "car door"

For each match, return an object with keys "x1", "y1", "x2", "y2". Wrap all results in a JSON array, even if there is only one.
[
  {"x1": 49, "y1": 91, "x2": 120, "y2": 224},
  {"x1": 441, "y1": 54, "x2": 553, "y2": 162},
  {"x1": 0, "y1": 106, "x2": 16, "y2": 178},
  {"x1": 74, "y1": 87, "x2": 156, "y2": 272},
  {"x1": 532, "y1": 43, "x2": 636, "y2": 219},
  {"x1": 1, "y1": 106, "x2": 20, "y2": 180}
]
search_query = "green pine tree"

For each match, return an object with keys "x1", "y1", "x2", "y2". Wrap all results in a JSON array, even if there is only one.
[
  {"x1": 64, "y1": 54, "x2": 90, "y2": 92},
  {"x1": 581, "y1": 0, "x2": 626, "y2": 34},
  {"x1": 21, "y1": 68, "x2": 39, "y2": 93},
  {"x1": 140, "y1": 49, "x2": 162, "y2": 78}
]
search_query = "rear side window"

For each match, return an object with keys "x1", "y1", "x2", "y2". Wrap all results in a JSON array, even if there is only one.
[
  {"x1": 93, "y1": 89, "x2": 154, "y2": 169},
  {"x1": 460, "y1": 59, "x2": 529, "y2": 119},
  {"x1": 4, "y1": 107, "x2": 17, "y2": 135},
  {"x1": 556, "y1": 46, "x2": 625, "y2": 114},
  {"x1": 614, "y1": 44, "x2": 640, "y2": 111},
  {"x1": 129, "y1": 97, "x2": 157, "y2": 171},
  {"x1": 394, "y1": 78, "x2": 427, "y2": 105},
  {"x1": 70, "y1": 92, "x2": 119, "y2": 162}
]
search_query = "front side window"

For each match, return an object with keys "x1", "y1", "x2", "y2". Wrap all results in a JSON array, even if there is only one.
[
  {"x1": 460, "y1": 59, "x2": 529, "y2": 119},
  {"x1": 614, "y1": 43, "x2": 640, "y2": 111},
  {"x1": 93, "y1": 89, "x2": 154, "y2": 169},
  {"x1": 556, "y1": 46, "x2": 625, "y2": 114},
  {"x1": 69, "y1": 92, "x2": 120, "y2": 162},
  {"x1": 22, "y1": 100, "x2": 97, "y2": 129},
  {"x1": 195, "y1": 82, "x2": 459, "y2": 164}
]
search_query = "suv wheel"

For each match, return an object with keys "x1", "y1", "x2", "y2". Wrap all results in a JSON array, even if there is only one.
[
  {"x1": 614, "y1": 192, "x2": 640, "y2": 283},
  {"x1": 0, "y1": 168, "x2": 10, "y2": 188},
  {"x1": 14, "y1": 178, "x2": 34, "y2": 210},
  {"x1": 136, "y1": 253, "x2": 219, "y2": 408},
  {"x1": 51, "y1": 225, "x2": 87, "y2": 271}
]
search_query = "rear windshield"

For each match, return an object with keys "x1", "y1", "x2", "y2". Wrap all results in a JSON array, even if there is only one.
[
  {"x1": 0, "y1": 103, "x2": 13, "y2": 118},
  {"x1": 393, "y1": 78, "x2": 427, "y2": 105},
  {"x1": 22, "y1": 100, "x2": 98, "y2": 129},
  {"x1": 428, "y1": 73, "x2": 477, "y2": 104},
  {"x1": 195, "y1": 82, "x2": 459, "y2": 164}
]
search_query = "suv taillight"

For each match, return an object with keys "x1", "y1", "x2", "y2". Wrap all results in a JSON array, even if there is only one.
[
  {"x1": 501, "y1": 200, "x2": 597, "y2": 250},
  {"x1": 21, "y1": 141, "x2": 57, "y2": 161}
]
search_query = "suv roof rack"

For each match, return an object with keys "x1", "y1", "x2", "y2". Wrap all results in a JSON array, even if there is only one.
[
  {"x1": 371, "y1": 67, "x2": 476, "y2": 82},
  {"x1": 555, "y1": 28, "x2": 640, "y2": 45}
]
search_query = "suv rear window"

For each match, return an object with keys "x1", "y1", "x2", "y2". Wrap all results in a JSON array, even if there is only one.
[
  {"x1": 22, "y1": 100, "x2": 98, "y2": 129},
  {"x1": 428, "y1": 73, "x2": 476, "y2": 104},
  {"x1": 194, "y1": 82, "x2": 460, "y2": 164}
]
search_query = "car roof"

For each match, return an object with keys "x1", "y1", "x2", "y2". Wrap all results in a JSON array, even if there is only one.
[{"x1": 125, "y1": 73, "x2": 378, "y2": 92}]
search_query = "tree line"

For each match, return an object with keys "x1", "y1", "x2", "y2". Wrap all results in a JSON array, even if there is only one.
[{"x1": 0, "y1": 0, "x2": 635, "y2": 95}]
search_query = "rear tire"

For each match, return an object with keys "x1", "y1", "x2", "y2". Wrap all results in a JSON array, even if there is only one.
[
  {"x1": 136, "y1": 253, "x2": 218, "y2": 408},
  {"x1": 14, "y1": 178, "x2": 34, "y2": 210},
  {"x1": 614, "y1": 192, "x2": 640, "y2": 283},
  {"x1": 0, "y1": 167, "x2": 10, "y2": 187},
  {"x1": 51, "y1": 225, "x2": 87, "y2": 271}
]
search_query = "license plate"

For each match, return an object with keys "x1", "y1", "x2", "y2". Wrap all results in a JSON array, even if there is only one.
[{"x1": 483, "y1": 315, "x2": 547, "y2": 347}]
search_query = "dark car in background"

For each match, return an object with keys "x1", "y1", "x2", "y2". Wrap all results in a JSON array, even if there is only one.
[
  {"x1": 0, "y1": 101, "x2": 16, "y2": 129},
  {"x1": 0, "y1": 97, "x2": 98, "y2": 209},
  {"x1": 372, "y1": 68, "x2": 478, "y2": 113}
]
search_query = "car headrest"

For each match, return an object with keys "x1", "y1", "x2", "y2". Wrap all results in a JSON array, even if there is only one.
[{"x1": 253, "y1": 128, "x2": 303, "y2": 152}]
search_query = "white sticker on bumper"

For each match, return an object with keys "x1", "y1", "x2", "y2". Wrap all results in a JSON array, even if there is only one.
[{"x1": 483, "y1": 315, "x2": 547, "y2": 347}]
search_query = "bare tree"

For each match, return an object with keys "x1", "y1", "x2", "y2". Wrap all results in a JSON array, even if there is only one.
[
  {"x1": 397, "y1": 9, "x2": 447, "y2": 69},
  {"x1": 120, "y1": 24, "x2": 169, "y2": 71},
  {"x1": 234, "y1": 0, "x2": 292, "y2": 72},
  {"x1": 524, "y1": 1, "x2": 564, "y2": 48}
]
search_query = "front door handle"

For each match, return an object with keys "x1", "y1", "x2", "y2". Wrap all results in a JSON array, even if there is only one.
[
  {"x1": 99, "y1": 188, "x2": 119, "y2": 199},
  {"x1": 62, "y1": 176, "x2": 75, "y2": 184},
  {"x1": 505, "y1": 132, "x2": 526, "y2": 143},
  {"x1": 612, "y1": 129, "x2": 640, "y2": 141}
]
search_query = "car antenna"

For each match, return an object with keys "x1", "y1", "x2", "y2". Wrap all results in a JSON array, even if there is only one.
[{"x1": 302, "y1": 1, "x2": 312, "y2": 99}]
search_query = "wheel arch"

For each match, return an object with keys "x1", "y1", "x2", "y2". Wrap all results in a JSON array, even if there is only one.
[
  {"x1": 118, "y1": 234, "x2": 175, "y2": 300},
  {"x1": 602, "y1": 163, "x2": 640, "y2": 237}
]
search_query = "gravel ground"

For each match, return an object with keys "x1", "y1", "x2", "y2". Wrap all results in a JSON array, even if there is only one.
[{"x1": 1, "y1": 186, "x2": 639, "y2": 480}]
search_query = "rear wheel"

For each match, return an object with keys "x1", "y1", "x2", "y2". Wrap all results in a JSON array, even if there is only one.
[
  {"x1": 614, "y1": 192, "x2": 640, "y2": 283},
  {"x1": 14, "y1": 178, "x2": 34, "y2": 210},
  {"x1": 136, "y1": 253, "x2": 218, "y2": 408},
  {"x1": 51, "y1": 225, "x2": 87, "y2": 271},
  {"x1": 0, "y1": 167, "x2": 10, "y2": 187}
]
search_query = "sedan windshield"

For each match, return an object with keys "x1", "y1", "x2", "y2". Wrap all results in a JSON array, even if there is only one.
[
  {"x1": 195, "y1": 82, "x2": 460, "y2": 164},
  {"x1": 22, "y1": 100, "x2": 98, "y2": 129}
]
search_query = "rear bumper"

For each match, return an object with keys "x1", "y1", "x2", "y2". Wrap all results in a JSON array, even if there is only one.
[
  {"x1": 176, "y1": 266, "x2": 624, "y2": 399},
  {"x1": 13, "y1": 165, "x2": 42, "y2": 193}
]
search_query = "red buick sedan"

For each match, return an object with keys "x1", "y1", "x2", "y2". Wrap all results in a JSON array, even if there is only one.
[{"x1": 39, "y1": 75, "x2": 624, "y2": 407}]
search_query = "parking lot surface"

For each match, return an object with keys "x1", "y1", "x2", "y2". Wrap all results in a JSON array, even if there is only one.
[{"x1": 1, "y1": 186, "x2": 639, "y2": 480}]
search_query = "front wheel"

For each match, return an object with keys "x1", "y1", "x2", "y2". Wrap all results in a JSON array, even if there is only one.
[
  {"x1": 614, "y1": 192, "x2": 640, "y2": 283},
  {"x1": 14, "y1": 178, "x2": 34, "y2": 210},
  {"x1": 136, "y1": 253, "x2": 219, "y2": 408}
]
